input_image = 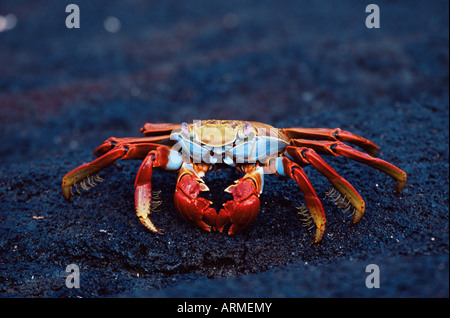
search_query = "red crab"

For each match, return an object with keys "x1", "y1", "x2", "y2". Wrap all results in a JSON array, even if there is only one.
[{"x1": 62, "y1": 120, "x2": 406, "y2": 243}]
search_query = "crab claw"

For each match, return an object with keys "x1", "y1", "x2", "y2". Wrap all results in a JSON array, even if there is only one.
[
  {"x1": 174, "y1": 163, "x2": 217, "y2": 231},
  {"x1": 218, "y1": 166, "x2": 263, "y2": 234}
]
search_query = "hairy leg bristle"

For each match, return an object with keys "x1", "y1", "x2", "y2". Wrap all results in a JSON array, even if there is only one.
[
  {"x1": 325, "y1": 187, "x2": 357, "y2": 219},
  {"x1": 69, "y1": 173, "x2": 103, "y2": 196},
  {"x1": 296, "y1": 204, "x2": 315, "y2": 229}
]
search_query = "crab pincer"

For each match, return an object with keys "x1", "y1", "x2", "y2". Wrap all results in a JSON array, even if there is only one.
[
  {"x1": 174, "y1": 163, "x2": 217, "y2": 232},
  {"x1": 218, "y1": 166, "x2": 263, "y2": 234}
]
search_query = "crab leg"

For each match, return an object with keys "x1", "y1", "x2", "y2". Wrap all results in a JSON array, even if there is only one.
[
  {"x1": 62, "y1": 146, "x2": 128, "y2": 199},
  {"x1": 134, "y1": 147, "x2": 183, "y2": 233},
  {"x1": 292, "y1": 139, "x2": 407, "y2": 192},
  {"x1": 276, "y1": 157, "x2": 326, "y2": 243},
  {"x1": 284, "y1": 127, "x2": 379, "y2": 156},
  {"x1": 62, "y1": 142, "x2": 170, "y2": 199},
  {"x1": 286, "y1": 146, "x2": 366, "y2": 224},
  {"x1": 93, "y1": 135, "x2": 171, "y2": 157},
  {"x1": 140, "y1": 122, "x2": 181, "y2": 136}
]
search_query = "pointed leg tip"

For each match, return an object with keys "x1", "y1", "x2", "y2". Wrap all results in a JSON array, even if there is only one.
[
  {"x1": 350, "y1": 206, "x2": 365, "y2": 225},
  {"x1": 62, "y1": 184, "x2": 73, "y2": 200},
  {"x1": 312, "y1": 225, "x2": 325, "y2": 244},
  {"x1": 395, "y1": 180, "x2": 406, "y2": 193},
  {"x1": 62, "y1": 190, "x2": 71, "y2": 200},
  {"x1": 138, "y1": 214, "x2": 160, "y2": 234},
  {"x1": 312, "y1": 236, "x2": 322, "y2": 244},
  {"x1": 352, "y1": 215, "x2": 363, "y2": 225}
]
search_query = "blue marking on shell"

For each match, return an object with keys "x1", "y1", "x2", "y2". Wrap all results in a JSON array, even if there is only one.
[
  {"x1": 231, "y1": 137, "x2": 286, "y2": 163},
  {"x1": 274, "y1": 157, "x2": 286, "y2": 176}
]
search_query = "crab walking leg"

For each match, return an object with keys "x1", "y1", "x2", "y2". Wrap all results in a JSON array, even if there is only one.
[
  {"x1": 275, "y1": 157, "x2": 326, "y2": 243},
  {"x1": 174, "y1": 163, "x2": 217, "y2": 232},
  {"x1": 62, "y1": 142, "x2": 171, "y2": 199},
  {"x1": 140, "y1": 122, "x2": 182, "y2": 136},
  {"x1": 286, "y1": 146, "x2": 366, "y2": 224},
  {"x1": 134, "y1": 147, "x2": 182, "y2": 233},
  {"x1": 62, "y1": 146, "x2": 127, "y2": 199},
  {"x1": 292, "y1": 139, "x2": 407, "y2": 192},
  {"x1": 219, "y1": 165, "x2": 264, "y2": 235},
  {"x1": 283, "y1": 127, "x2": 379, "y2": 156},
  {"x1": 134, "y1": 152, "x2": 157, "y2": 232},
  {"x1": 93, "y1": 135, "x2": 171, "y2": 157}
]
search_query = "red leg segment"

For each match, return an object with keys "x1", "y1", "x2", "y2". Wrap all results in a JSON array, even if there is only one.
[
  {"x1": 63, "y1": 139, "x2": 175, "y2": 233},
  {"x1": 62, "y1": 141, "x2": 170, "y2": 199},
  {"x1": 286, "y1": 146, "x2": 366, "y2": 224},
  {"x1": 292, "y1": 139, "x2": 407, "y2": 192},
  {"x1": 93, "y1": 136, "x2": 171, "y2": 157},
  {"x1": 140, "y1": 122, "x2": 181, "y2": 136},
  {"x1": 283, "y1": 127, "x2": 379, "y2": 156},
  {"x1": 281, "y1": 157, "x2": 326, "y2": 243},
  {"x1": 134, "y1": 147, "x2": 173, "y2": 233},
  {"x1": 62, "y1": 146, "x2": 127, "y2": 199}
]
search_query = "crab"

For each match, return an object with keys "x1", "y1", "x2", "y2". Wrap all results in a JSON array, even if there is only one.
[{"x1": 62, "y1": 120, "x2": 406, "y2": 243}]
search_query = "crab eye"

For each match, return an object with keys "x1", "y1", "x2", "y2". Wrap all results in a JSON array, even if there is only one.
[
  {"x1": 181, "y1": 122, "x2": 189, "y2": 134},
  {"x1": 243, "y1": 122, "x2": 252, "y2": 136}
]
